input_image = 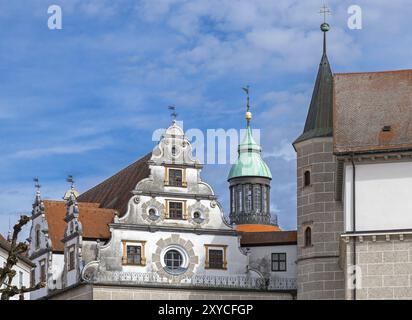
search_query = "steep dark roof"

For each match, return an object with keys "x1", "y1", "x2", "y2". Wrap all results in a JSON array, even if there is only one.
[
  {"x1": 294, "y1": 36, "x2": 333, "y2": 145},
  {"x1": 240, "y1": 230, "x2": 297, "y2": 247},
  {"x1": 77, "y1": 152, "x2": 151, "y2": 215},
  {"x1": 333, "y1": 69, "x2": 412, "y2": 154}
]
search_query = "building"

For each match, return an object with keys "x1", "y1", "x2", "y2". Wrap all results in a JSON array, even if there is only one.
[
  {"x1": 0, "y1": 234, "x2": 35, "y2": 300},
  {"x1": 28, "y1": 104, "x2": 297, "y2": 300},
  {"x1": 293, "y1": 20, "x2": 412, "y2": 300},
  {"x1": 335, "y1": 69, "x2": 412, "y2": 300}
]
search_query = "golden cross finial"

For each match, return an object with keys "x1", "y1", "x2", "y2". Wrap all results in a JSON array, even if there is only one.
[{"x1": 319, "y1": 4, "x2": 331, "y2": 23}]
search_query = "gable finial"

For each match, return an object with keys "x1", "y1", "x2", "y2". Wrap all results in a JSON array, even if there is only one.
[
  {"x1": 242, "y1": 85, "x2": 252, "y2": 126},
  {"x1": 168, "y1": 105, "x2": 178, "y2": 123},
  {"x1": 319, "y1": 4, "x2": 331, "y2": 53}
]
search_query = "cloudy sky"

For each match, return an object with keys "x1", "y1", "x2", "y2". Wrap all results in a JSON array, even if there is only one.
[{"x1": 1, "y1": 0, "x2": 411, "y2": 237}]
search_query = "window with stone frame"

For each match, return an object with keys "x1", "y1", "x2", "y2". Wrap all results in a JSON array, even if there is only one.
[
  {"x1": 68, "y1": 245, "x2": 75, "y2": 271},
  {"x1": 40, "y1": 259, "x2": 46, "y2": 282},
  {"x1": 271, "y1": 253, "x2": 287, "y2": 272},
  {"x1": 126, "y1": 245, "x2": 142, "y2": 265},
  {"x1": 168, "y1": 168, "x2": 183, "y2": 187},
  {"x1": 168, "y1": 201, "x2": 183, "y2": 219},
  {"x1": 208, "y1": 249, "x2": 224, "y2": 269}
]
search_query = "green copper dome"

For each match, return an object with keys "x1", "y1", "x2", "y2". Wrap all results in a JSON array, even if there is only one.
[{"x1": 228, "y1": 125, "x2": 272, "y2": 180}]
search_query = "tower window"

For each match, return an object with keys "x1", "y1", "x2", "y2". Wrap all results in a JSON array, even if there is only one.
[
  {"x1": 35, "y1": 226, "x2": 41, "y2": 249},
  {"x1": 168, "y1": 169, "x2": 183, "y2": 187},
  {"x1": 304, "y1": 170, "x2": 311, "y2": 187},
  {"x1": 304, "y1": 227, "x2": 312, "y2": 247},
  {"x1": 244, "y1": 184, "x2": 252, "y2": 211},
  {"x1": 236, "y1": 185, "x2": 243, "y2": 212},
  {"x1": 253, "y1": 184, "x2": 262, "y2": 212},
  {"x1": 271, "y1": 253, "x2": 287, "y2": 272}
]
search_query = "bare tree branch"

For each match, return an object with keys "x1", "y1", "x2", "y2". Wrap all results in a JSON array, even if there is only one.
[{"x1": 0, "y1": 215, "x2": 44, "y2": 300}]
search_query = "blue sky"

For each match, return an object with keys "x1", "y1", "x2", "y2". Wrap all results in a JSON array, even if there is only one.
[{"x1": 1, "y1": 0, "x2": 412, "y2": 237}]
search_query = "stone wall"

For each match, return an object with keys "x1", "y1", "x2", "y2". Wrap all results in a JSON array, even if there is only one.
[
  {"x1": 344, "y1": 234, "x2": 412, "y2": 300},
  {"x1": 295, "y1": 138, "x2": 345, "y2": 299},
  {"x1": 49, "y1": 284, "x2": 294, "y2": 300},
  {"x1": 92, "y1": 285, "x2": 294, "y2": 300}
]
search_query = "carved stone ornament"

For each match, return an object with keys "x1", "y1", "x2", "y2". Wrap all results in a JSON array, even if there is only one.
[
  {"x1": 187, "y1": 202, "x2": 210, "y2": 226},
  {"x1": 141, "y1": 198, "x2": 165, "y2": 223}
]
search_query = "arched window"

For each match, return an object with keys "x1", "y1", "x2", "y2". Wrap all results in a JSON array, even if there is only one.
[
  {"x1": 304, "y1": 170, "x2": 311, "y2": 187},
  {"x1": 304, "y1": 227, "x2": 312, "y2": 247}
]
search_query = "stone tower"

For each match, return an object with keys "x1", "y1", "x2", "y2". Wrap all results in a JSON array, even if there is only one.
[
  {"x1": 292, "y1": 22, "x2": 345, "y2": 299},
  {"x1": 228, "y1": 88, "x2": 278, "y2": 232}
]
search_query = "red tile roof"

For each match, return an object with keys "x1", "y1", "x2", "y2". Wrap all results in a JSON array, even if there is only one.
[
  {"x1": 334, "y1": 69, "x2": 412, "y2": 154},
  {"x1": 240, "y1": 230, "x2": 297, "y2": 246},
  {"x1": 235, "y1": 224, "x2": 282, "y2": 233},
  {"x1": 77, "y1": 152, "x2": 151, "y2": 215},
  {"x1": 43, "y1": 200, "x2": 115, "y2": 253}
]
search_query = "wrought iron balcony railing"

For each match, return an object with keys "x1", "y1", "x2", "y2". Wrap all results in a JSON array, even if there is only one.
[{"x1": 82, "y1": 270, "x2": 296, "y2": 291}]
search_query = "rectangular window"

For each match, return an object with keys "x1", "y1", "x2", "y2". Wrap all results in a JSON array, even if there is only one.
[
  {"x1": 68, "y1": 246, "x2": 75, "y2": 271},
  {"x1": 19, "y1": 271, "x2": 23, "y2": 288},
  {"x1": 127, "y1": 245, "x2": 142, "y2": 265},
  {"x1": 122, "y1": 240, "x2": 146, "y2": 266},
  {"x1": 208, "y1": 249, "x2": 224, "y2": 269},
  {"x1": 168, "y1": 201, "x2": 183, "y2": 219},
  {"x1": 40, "y1": 260, "x2": 46, "y2": 282},
  {"x1": 30, "y1": 269, "x2": 35, "y2": 287},
  {"x1": 168, "y1": 169, "x2": 183, "y2": 187},
  {"x1": 271, "y1": 253, "x2": 287, "y2": 272}
]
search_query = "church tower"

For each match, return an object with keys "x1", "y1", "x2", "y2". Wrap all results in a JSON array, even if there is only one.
[
  {"x1": 228, "y1": 88, "x2": 278, "y2": 232},
  {"x1": 293, "y1": 19, "x2": 345, "y2": 299}
]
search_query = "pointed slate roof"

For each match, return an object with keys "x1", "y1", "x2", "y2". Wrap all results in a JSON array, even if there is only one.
[
  {"x1": 77, "y1": 152, "x2": 151, "y2": 215},
  {"x1": 294, "y1": 29, "x2": 333, "y2": 145}
]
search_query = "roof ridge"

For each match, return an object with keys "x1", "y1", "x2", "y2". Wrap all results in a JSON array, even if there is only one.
[
  {"x1": 78, "y1": 152, "x2": 151, "y2": 200},
  {"x1": 335, "y1": 68, "x2": 412, "y2": 76}
]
